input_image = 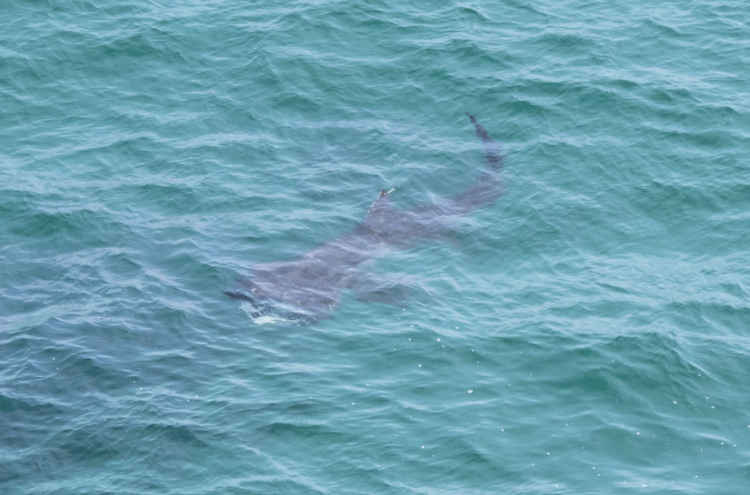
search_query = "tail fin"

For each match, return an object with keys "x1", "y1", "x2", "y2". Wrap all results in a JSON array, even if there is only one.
[
  {"x1": 467, "y1": 113, "x2": 503, "y2": 170},
  {"x1": 445, "y1": 114, "x2": 504, "y2": 214}
]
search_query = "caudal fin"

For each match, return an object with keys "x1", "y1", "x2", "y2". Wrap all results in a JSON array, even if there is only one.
[
  {"x1": 467, "y1": 113, "x2": 503, "y2": 170},
  {"x1": 443, "y1": 114, "x2": 504, "y2": 214}
]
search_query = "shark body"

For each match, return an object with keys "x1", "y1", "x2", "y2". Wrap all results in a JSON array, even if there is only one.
[{"x1": 226, "y1": 114, "x2": 504, "y2": 322}]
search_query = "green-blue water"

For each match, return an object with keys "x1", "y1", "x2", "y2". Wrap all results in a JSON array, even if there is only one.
[{"x1": 2, "y1": 0, "x2": 749, "y2": 493}]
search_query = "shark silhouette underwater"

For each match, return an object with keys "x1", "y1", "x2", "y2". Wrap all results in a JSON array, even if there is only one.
[{"x1": 225, "y1": 114, "x2": 504, "y2": 323}]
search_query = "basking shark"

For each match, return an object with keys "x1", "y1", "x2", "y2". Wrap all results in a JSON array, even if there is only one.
[{"x1": 226, "y1": 114, "x2": 504, "y2": 322}]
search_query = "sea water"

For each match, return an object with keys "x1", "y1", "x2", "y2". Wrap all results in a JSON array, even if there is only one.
[{"x1": 1, "y1": 1, "x2": 749, "y2": 493}]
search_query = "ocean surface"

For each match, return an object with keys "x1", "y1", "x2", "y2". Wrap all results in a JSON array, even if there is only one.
[{"x1": 2, "y1": 0, "x2": 749, "y2": 493}]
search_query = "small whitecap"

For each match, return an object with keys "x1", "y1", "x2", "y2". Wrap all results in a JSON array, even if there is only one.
[
  {"x1": 241, "y1": 303, "x2": 290, "y2": 325},
  {"x1": 254, "y1": 314, "x2": 288, "y2": 325}
]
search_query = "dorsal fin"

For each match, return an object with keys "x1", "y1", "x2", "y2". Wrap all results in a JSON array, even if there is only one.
[
  {"x1": 360, "y1": 187, "x2": 397, "y2": 235},
  {"x1": 366, "y1": 188, "x2": 394, "y2": 217},
  {"x1": 370, "y1": 188, "x2": 395, "y2": 211}
]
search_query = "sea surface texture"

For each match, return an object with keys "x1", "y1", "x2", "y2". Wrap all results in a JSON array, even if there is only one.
[{"x1": 2, "y1": 0, "x2": 749, "y2": 493}]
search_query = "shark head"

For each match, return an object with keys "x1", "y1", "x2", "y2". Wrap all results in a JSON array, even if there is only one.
[{"x1": 226, "y1": 276, "x2": 338, "y2": 325}]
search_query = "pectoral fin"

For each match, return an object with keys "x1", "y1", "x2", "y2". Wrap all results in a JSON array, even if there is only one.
[
  {"x1": 355, "y1": 284, "x2": 411, "y2": 305},
  {"x1": 347, "y1": 272, "x2": 412, "y2": 306}
]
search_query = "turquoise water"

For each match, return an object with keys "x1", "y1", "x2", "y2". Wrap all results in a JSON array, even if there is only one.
[{"x1": 2, "y1": 0, "x2": 749, "y2": 492}]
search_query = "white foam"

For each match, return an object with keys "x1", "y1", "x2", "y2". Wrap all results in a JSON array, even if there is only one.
[
  {"x1": 240, "y1": 302, "x2": 290, "y2": 325},
  {"x1": 254, "y1": 314, "x2": 288, "y2": 325}
]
